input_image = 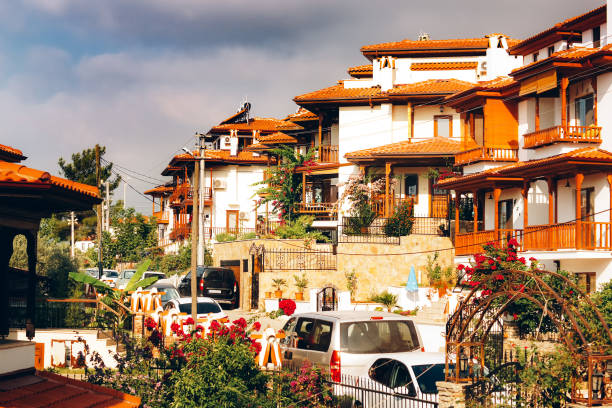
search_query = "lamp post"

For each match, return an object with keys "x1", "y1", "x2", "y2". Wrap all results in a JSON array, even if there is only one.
[
  {"x1": 592, "y1": 365, "x2": 604, "y2": 401},
  {"x1": 459, "y1": 349, "x2": 469, "y2": 378}
]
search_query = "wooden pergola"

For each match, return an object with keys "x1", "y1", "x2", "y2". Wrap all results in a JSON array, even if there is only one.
[{"x1": 0, "y1": 149, "x2": 100, "y2": 339}]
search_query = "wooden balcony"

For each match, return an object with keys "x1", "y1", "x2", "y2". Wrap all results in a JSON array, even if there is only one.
[
  {"x1": 372, "y1": 196, "x2": 414, "y2": 217},
  {"x1": 152, "y1": 210, "x2": 169, "y2": 224},
  {"x1": 318, "y1": 145, "x2": 339, "y2": 163},
  {"x1": 455, "y1": 222, "x2": 612, "y2": 256},
  {"x1": 297, "y1": 202, "x2": 338, "y2": 215},
  {"x1": 169, "y1": 224, "x2": 191, "y2": 240},
  {"x1": 170, "y1": 184, "x2": 212, "y2": 207},
  {"x1": 455, "y1": 147, "x2": 518, "y2": 166},
  {"x1": 523, "y1": 125, "x2": 602, "y2": 149}
]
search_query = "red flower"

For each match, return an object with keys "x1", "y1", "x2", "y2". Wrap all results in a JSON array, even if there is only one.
[
  {"x1": 508, "y1": 238, "x2": 519, "y2": 247},
  {"x1": 513, "y1": 313, "x2": 518, "y2": 320},
  {"x1": 184, "y1": 317, "x2": 194, "y2": 325},
  {"x1": 457, "y1": 264, "x2": 465, "y2": 270},
  {"x1": 170, "y1": 322, "x2": 180, "y2": 333},
  {"x1": 252, "y1": 322, "x2": 261, "y2": 331},
  {"x1": 232, "y1": 317, "x2": 247, "y2": 329},
  {"x1": 144, "y1": 317, "x2": 157, "y2": 330},
  {"x1": 279, "y1": 299, "x2": 297, "y2": 316},
  {"x1": 518, "y1": 257, "x2": 526, "y2": 264},
  {"x1": 491, "y1": 265, "x2": 497, "y2": 270},
  {"x1": 494, "y1": 274, "x2": 504, "y2": 281},
  {"x1": 529, "y1": 257, "x2": 537, "y2": 261},
  {"x1": 488, "y1": 259, "x2": 494, "y2": 265}
]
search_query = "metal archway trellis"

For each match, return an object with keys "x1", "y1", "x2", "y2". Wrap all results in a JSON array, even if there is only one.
[{"x1": 445, "y1": 267, "x2": 612, "y2": 406}]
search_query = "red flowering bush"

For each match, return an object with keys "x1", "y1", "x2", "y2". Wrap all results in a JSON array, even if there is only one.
[
  {"x1": 279, "y1": 299, "x2": 296, "y2": 316},
  {"x1": 271, "y1": 361, "x2": 333, "y2": 407},
  {"x1": 144, "y1": 316, "x2": 157, "y2": 330}
]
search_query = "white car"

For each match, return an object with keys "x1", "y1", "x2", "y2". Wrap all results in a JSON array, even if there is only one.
[
  {"x1": 163, "y1": 297, "x2": 227, "y2": 322},
  {"x1": 100, "y1": 270, "x2": 119, "y2": 288}
]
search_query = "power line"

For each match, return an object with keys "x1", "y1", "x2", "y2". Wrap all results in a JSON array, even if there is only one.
[{"x1": 103, "y1": 159, "x2": 167, "y2": 184}]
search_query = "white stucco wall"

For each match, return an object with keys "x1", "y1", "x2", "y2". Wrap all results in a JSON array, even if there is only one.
[
  {"x1": 598, "y1": 72, "x2": 612, "y2": 150},
  {"x1": 339, "y1": 104, "x2": 393, "y2": 164}
]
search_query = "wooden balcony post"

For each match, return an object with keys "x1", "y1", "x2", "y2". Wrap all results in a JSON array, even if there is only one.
[
  {"x1": 547, "y1": 177, "x2": 555, "y2": 225},
  {"x1": 454, "y1": 193, "x2": 460, "y2": 243},
  {"x1": 592, "y1": 77, "x2": 598, "y2": 125},
  {"x1": 608, "y1": 174, "x2": 612, "y2": 224},
  {"x1": 561, "y1": 77, "x2": 569, "y2": 130},
  {"x1": 473, "y1": 190, "x2": 479, "y2": 233},
  {"x1": 407, "y1": 103, "x2": 413, "y2": 139},
  {"x1": 535, "y1": 96, "x2": 540, "y2": 131},
  {"x1": 318, "y1": 115, "x2": 323, "y2": 160},
  {"x1": 469, "y1": 113, "x2": 475, "y2": 141},
  {"x1": 522, "y1": 182, "x2": 529, "y2": 228},
  {"x1": 302, "y1": 172, "x2": 306, "y2": 205},
  {"x1": 385, "y1": 162, "x2": 392, "y2": 217},
  {"x1": 493, "y1": 188, "x2": 501, "y2": 235},
  {"x1": 575, "y1": 173, "x2": 584, "y2": 249}
]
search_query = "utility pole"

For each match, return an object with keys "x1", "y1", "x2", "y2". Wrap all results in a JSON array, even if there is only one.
[
  {"x1": 95, "y1": 144, "x2": 103, "y2": 279},
  {"x1": 70, "y1": 211, "x2": 75, "y2": 258},
  {"x1": 197, "y1": 133, "x2": 206, "y2": 266},
  {"x1": 190, "y1": 147, "x2": 200, "y2": 324},
  {"x1": 106, "y1": 181, "x2": 110, "y2": 232}
]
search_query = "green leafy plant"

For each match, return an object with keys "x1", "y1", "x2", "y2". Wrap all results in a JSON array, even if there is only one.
[
  {"x1": 293, "y1": 273, "x2": 308, "y2": 292},
  {"x1": 340, "y1": 174, "x2": 386, "y2": 234},
  {"x1": 370, "y1": 291, "x2": 398, "y2": 312},
  {"x1": 215, "y1": 232, "x2": 237, "y2": 242},
  {"x1": 239, "y1": 232, "x2": 257, "y2": 240},
  {"x1": 426, "y1": 252, "x2": 455, "y2": 289},
  {"x1": 344, "y1": 271, "x2": 357, "y2": 298},
  {"x1": 274, "y1": 215, "x2": 327, "y2": 242},
  {"x1": 272, "y1": 278, "x2": 287, "y2": 292},
  {"x1": 384, "y1": 200, "x2": 414, "y2": 237}
]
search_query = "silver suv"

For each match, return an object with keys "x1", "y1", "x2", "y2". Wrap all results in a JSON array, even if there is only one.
[{"x1": 279, "y1": 311, "x2": 423, "y2": 380}]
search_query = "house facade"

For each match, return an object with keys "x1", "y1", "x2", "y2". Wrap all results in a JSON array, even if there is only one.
[{"x1": 438, "y1": 4, "x2": 612, "y2": 290}]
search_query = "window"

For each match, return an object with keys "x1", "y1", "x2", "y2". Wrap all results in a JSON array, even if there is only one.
[
  {"x1": 178, "y1": 301, "x2": 221, "y2": 314},
  {"x1": 412, "y1": 364, "x2": 446, "y2": 394},
  {"x1": 574, "y1": 94, "x2": 594, "y2": 126},
  {"x1": 369, "y1": 359, "x2": 417, "y2": 396},
  {"x1": 295, "y1": 318, "x2": 315, "y2": 350},
  {"x1": 280, "y1": 317, "x2": 297, "y2": 346},
  {"x1": 309, "y1": 320, "x2": 333, "y2": 352},
  {"x1": 593, "y1": 26, "x2": 601, "y2": 48},
  {"x1": 226, "y1": 210, "x2": 239, "y2": 232},
  {"x1": 548, "y1": 46, "x2": 555, "y2": 57},
  {"x1": 498, "y1": 199, "x2": 513, "y2": 230},
  {"x1": 434, "y1": 115, "x2": 452, "y2": 137},
  {"x1": 532, "y1": 52, "x2": 539, "y2": 62},
  {"x1": 340, "y1": 320, "x2": 420, "y2": 353},
  {"x1": 405, "y1": 174, "x2": 418, "y2": 198}
]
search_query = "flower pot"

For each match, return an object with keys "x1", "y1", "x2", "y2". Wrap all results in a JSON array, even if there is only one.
[
  {"x1": 274, "y1": 290, "x2": 283, "y2": 298},
  {"x1": 295, "y1": 292, "x2": 304, "y2": 301},
  {"x1": 438, "y1": 286, "x2": 447, "y2": 298},
  {"x1": 265, "y1": 291, "x2": 272, "y2": 298},
  {"x1": 360, "y1": 227, "x2": 368, "y2": 234}
]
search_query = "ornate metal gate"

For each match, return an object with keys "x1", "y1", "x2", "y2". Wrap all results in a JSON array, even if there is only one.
[{"x1": 317, "y1": 287, "x2": 337, "y2": 312}]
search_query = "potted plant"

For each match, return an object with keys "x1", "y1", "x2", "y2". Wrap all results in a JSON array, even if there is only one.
[
  {"x1": 426, "y1": 252, "x2": 455, "y2": 298},
  {"x1": 272, "y1": 278, "x2": 287, "y2": 298},
  {"x1": 293, "y1": 273, "x2": 308, "y2": 301},
  {"x1": 265, "y1": 291, "x2": 272, "y2": 299},
  {"x1": 345, "y1": 270, "x2": 357, "y2": 301},
  {"x1": 370, "y1": 291, "x2": 398, "y2": 312}
]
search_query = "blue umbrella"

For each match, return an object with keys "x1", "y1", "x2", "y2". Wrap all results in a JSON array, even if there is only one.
[{"x1": 406, "y1": 266, "x2": 419, "y2": 292}]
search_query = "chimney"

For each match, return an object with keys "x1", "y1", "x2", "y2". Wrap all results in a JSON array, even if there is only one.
[
  {"x1": 378, "y1": 56, "x2": 396, "y2": 92},
  {"x1": 230, "y1": 135, "x2": 238, "y2": 156}
]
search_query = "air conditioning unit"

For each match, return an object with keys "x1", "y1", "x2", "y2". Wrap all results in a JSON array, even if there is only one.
[
  {"x1": 213, "y1": 179, "x2": 227, "y2": 189},
  {"x1": 239, "y1": 211, "x2": 248, "y2": 219},
  {"x1": 221, "y1": 136, "x2": 232, "y2": 149}
]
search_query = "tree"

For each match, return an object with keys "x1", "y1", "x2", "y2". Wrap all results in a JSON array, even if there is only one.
[{"x1": 58, "y1": 145, "x2": 120, "y2": 193}]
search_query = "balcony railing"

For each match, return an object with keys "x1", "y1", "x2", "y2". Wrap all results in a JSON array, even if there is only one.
[
  {"x1": 297, "y1": 202, "x2": 338, "y2": 215},
  {"x1": 152, "y1": 211, "x2": 169, "y2": 224},
  {"x1": 455, "y1": 222, "x2": 612, "y2": 256},
  {"x1": 455, "y1": 147, "x2": 518, "y2": 166},
  {"x1": 318, "y1": 145, "x2": 339, "y2": 163},
  {"x1": 372, "y1": 196, "x2": 414, "y2": 217},
  {"x1": 170, "y1": 184, "x2": 212, "y2": 207},
  {"x1": 523, "y1": 125, "x2": 602, "y2": 149}
]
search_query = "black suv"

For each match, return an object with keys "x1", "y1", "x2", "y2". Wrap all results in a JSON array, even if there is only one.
[{"x1": 178, "y1": 266, "x2": 238, "y2": 308}]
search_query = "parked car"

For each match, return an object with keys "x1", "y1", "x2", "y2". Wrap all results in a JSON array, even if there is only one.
[
  {"x1": 116, "y1": 269, "x2": 136, "y2": 290},
  {"x1": 279, "y1": 311, "x2": 423, "y2": 379},
  {"x1": 163, "y1": 297, "x2": 227, "y2": 321},
  {"x1": 100, "y1": 270, "x2": 119, "y2": 288},
  {"x1": 142, "y1": 271, "x2": 167, "y2": 281},
  {"x1": 83, "y1": 268, "x2": 99, "y2": 278},
  {"x1": 145, "y1": 280, "x2": 180, "y2": 306},
  {"x1": 178, "y1": 267, "x2": 238, "y2": 308}
]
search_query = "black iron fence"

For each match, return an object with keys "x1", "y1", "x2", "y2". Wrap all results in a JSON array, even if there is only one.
[
  {"x1": 263, "y1": 247, "x2": 336, "y2": 271},
  {"x1": 338, "y1": 216, "x2": 449, "y2": 245},
  {"x1": 412, "y1": 217, "x2": 450, "y2": 236}
]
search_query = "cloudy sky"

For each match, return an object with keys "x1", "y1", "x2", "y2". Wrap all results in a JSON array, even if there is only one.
[{"x1": 1, "y1": 0, "x2": 603, "y2": 212}]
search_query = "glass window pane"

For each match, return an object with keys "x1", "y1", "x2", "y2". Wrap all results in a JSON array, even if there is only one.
[
  {"x1": 341, "y1": 321, "x2": 420, "y2": 353},
  {"x1": 412, "y1": 364, "x2": 446, "y2": 394},
  {"x1": 436, "y1": 117, "x2": 451, "y2": 137},
  {"x1": 405, "y1": 174, "x2": 418, "y2": 197},
  {"x1": 295, "y1": 318, "x2": 315, "y2": 350},
  {"x1": 310, "y1": 321, "x2": 333, "y2": 352}
]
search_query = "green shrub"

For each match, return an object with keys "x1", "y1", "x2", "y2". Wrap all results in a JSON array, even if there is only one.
[
  {"x1": 238, "y1": 232, "x2": 257, "y2": 240},
  {"x1": 370, "y1": 290, "x2": 398, "y2": 311},
  {"x1": 384, "y1": 200, "x2": 414, "y2": 237},
  {"x1": 274, "y1": 216, "x2": 327, "y2": 242},
  {"x1": 215, "y1": 232, "x2": 237, "y2": 242}
]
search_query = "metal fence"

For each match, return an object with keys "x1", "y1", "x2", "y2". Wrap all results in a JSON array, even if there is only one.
[
  {"x1": 338, "y1": 216, "x2": 449, "y2": 245},
  {"x1": 412, "y1": 217, "x2": 450, "y2": 236},
  {"x1": 263, "y1": 247, "x2": 337, "y2": 271}
]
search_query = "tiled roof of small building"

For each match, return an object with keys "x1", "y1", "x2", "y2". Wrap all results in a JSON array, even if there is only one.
[
  {"x1": 0, "y1": 144, "x2": 27, "y2": 162},
  {"x1": 410, "y1": 62, "x2": 478, "y2": 71},
  {"x1": 345, "y1": 137, "x2": 461, "y2": 159},
  {"x1": 0, "y1": 371, "x2": 140, "y2": 407},
  {"x1": 361, "y1": 36, "x2": 519, "y2": 54},
  {"x1": 144, "y1": 185, "x2": 174, "y2": 195},
  {"x1": 445, "y1": 76, "x2": 517, "y2": 103},
  {"x1": 0, "y1": 161, "x2": 100, "y2": 198},
  {"x1": 211, "y1": 117, "x2": 300, "y2": 132},
  {"x1": 172, "y1": 149, "x2": 269, "y2": 163},
  {"x1": 294, "y1": 82, "x2": 384, "y2": 102},
  {"x1": 284, "y1": 108, "x2": 319, "y2": 122},
  {"x1": 347, "y1": 64, "x2": 373, "y2": 78},
  {"x1": 257, "y1": 132, "x2": 297, "y2": 144},
  {"x1": 388, "y1": 79, "x2": 475, "y2": 96}
]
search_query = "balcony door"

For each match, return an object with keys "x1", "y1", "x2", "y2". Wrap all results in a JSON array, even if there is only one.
[
  {"x1": 498, "y1": 199, "x2": 513, "y2": 230},
  {"x1": 574, "y1": 95, "x2": 594, "y2": 127},
  {"x1": 226, "y1": 210, "x2": 239, "y2": 234},
  {"x1": 580, "y1": 188, "x2": 595, "y2": 248}
]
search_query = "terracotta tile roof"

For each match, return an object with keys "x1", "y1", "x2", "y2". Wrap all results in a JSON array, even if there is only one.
[
  {"x1": 172, "y1": 149, "x2": 269, "y2": 163},
  {"x1": 0, "y1": 161, "x2": 100, "y2": 198},
  {"x1": 0, "y1": 144, "x2": 27, "y2": 163},
  {"x1": 294, "y1": 82, "x2": 384, "y2": 102},
  {"x1": 345, "y1": 137, "x2": 461, "y2": 159},
  {"x1": 445, "y1": 76, "x2": 517, "y2": 103},
  {"x1": 510, "y1": 5, "x2": 606, "y2": 54},
  {"x1": 410, "y1": 62, "x2": 478, "y2": 71},
  {"x1": 510, "y1": 46, "x2": 603, "y2": 77},
  {"x1": 211, "y1": 117, "x2": 297, "y2": 132},
  {"x1": 0, "y1": 371, "x2": 140, "y2": 407},
  {"x1": 243, "y1": 143, "x2": 273, "y2": 152},
  {"x1": 361, "y1": 36, "x2": 519, "y2": 55},
  {"x1": 295, "y1": 79, "x2": 474, "y2": 104},
  {"x1": 388, "y1": 79, "x2": 475, "y2": 96},
  {"x1": 144, "y1": 185, "x2": 174, "y2": 195},
  {"x1": 219, "y1": 106, "x2": 249, "y2": 125},
  {"x1": 284, "y1": 108, "x2": 319, "y2": 122},
  {"x1": 438, "y1": 147, "x2": 612, "y2": 188},
  {"x1": 347, "y1": 64, "x2": 373, "y2": 78},
  {"x1": 257, "y1": 132, "x2": 297, "y2": 144}
]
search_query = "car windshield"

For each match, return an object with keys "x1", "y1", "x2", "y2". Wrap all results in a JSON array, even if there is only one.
[
  {"x1": 144, "y1": 272, "x2": 165, "y2": 279},
  {"x1": 203, "y1": 269, "x2": 224, "y2": 281},
  {"x1": 340, "y1": 320, "x2": 419, "y2": 353},
  {"x1": 161, "y1": 288, "x2": 179, "y2": 303},
  {"x1": 104, "y1": 271, "x2": 119, "y2": 278},
  {"x1": 411, "y1": 364, "x2": 447, "y2": 394},
  {"x1": 178, "y1": 301, "x2": 221, "y2": 314},
  {"x1": 123, "y1": 271, "x2": 135, "y2": 279}
]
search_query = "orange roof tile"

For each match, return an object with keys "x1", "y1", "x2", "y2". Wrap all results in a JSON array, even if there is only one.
[
  {"x1": 510, "y1": 46, "x2": 604, "y2": 77},
  {"x1": 144, "y1": 185, "x2": 173, "y2": 195},
  {"x1": 211, "y1": 117, "x2": 300, "y2": 132},
  {"x1": 257, "y1": 132, "x2": 297, "y2": 144},
  {"x1": 295, "y1": 79, "x2": 474, "y2": 104},
  {"x1": 284, "y1": 108, "x2": 318, "y2": 122},
  {"x1": 389, "y1": 79, "x2": 475, "y2": 96},
  {"x1": 438, "y1": 147, "x2": 612, "y2": 188},
  {"x1": 0, "y1": 144, "x2": 26, "y2": 162},
  {"x1": 361, "y1": 35, "x2": 519, "y2": 57},
  {"x1": 445, "y1": 76, "x2": 517, "y2": 104},
  {"x1": 0, "y1": 371, "x2": 140, "y2": 407},
  {"x1": 345, "y1": 137, "x2": 461, "y2": 160},
  {"x1": 510, "y1": 5, "x2": 606, "y2": 55},
  {"x1": 410, "y1": 62, "x2": 478, "y2": 71},
  {"x1": 172, "y1": 149, "x2": 269, "y2": 163},
  {"x1": 0, "y1": 161, "x2": 100, "y2": 198},
  {"x1": 347, "y1": 64, "x2": 373, "y2": 78}
]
